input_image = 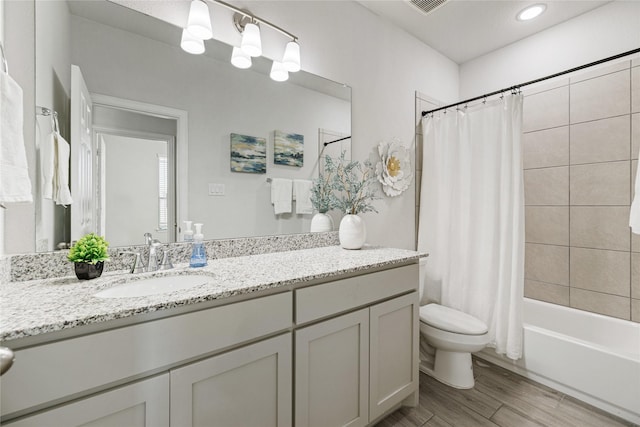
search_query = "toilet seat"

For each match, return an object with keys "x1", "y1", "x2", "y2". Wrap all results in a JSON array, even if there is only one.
[{"x1": 419, "y1": 304, "x2": 488, "y2": 335}]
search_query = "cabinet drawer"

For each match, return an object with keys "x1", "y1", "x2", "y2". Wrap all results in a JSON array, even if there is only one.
[
  {"x1": 295, "y1": 264, "x2": 418, "y2": 325},
  {"x1": 1, "y1": 292, "x2": 292, "y2": 418}
]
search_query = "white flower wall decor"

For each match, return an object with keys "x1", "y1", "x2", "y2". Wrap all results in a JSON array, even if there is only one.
[{"x1": 375, "y1": 138, "x2": 413, "y2": 197}]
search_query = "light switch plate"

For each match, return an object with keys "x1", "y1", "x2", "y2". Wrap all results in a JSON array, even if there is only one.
[{"x1": 208, "y1": 183, "x2": 225, "y2": 196}]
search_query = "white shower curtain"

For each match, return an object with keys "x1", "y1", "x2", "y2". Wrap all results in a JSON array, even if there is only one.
[{"x1": 418, "y1": 94, "x2": 525, "y2": 360}]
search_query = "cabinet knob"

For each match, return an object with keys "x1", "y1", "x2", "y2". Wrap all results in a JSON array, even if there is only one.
[{"x1": 0, "y1": 346, "x2": 15, "y2": 376}]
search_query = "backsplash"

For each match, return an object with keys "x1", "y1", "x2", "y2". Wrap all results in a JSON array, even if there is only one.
[{"x1": 4, "y1": 232, "x2": 339, "y2": 283}]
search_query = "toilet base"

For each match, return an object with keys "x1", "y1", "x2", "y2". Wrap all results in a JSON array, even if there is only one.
[{"x1": 420, "y1": 349, "x2": 475, "y2": 389}]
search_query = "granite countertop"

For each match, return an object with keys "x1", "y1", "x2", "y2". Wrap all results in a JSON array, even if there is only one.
[{"x1": 0, "y1": 246, "x2": 421, "y2": 342}]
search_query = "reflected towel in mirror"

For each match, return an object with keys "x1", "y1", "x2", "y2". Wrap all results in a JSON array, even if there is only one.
[
  {"x1": 271, "y1": 178, "x2": 292, "y2": 214},
  {"x1": 293, "y1": 179, "x2": 313, "y2": 215}
]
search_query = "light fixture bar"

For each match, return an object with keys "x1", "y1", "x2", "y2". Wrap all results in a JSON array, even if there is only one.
[{"x1": 207, "y1": 0, "x2": 298, "y2": 41}]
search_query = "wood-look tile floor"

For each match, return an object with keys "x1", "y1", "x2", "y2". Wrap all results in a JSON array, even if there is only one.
[{"x1": 375, "y1": 359, "x2": 638, "y2": 427}]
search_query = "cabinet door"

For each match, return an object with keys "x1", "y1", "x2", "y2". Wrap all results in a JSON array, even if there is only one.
[
  {"x1": 369, "y1": 292, "x2": 419, "y2": 420},
  {"x1": 170, "y1": 333, "x2": 292, "y2": 427},
  {"x1": 295, "y1": 309, "x2": 369, "y2": 427},
  {"x1": 4, "y1": 374, "x2": 169, "y2": 427}
]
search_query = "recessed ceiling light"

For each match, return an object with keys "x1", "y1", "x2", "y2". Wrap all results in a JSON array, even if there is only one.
[{"x1": 517, "y1": 3, "x2": 547, "y2": 21}]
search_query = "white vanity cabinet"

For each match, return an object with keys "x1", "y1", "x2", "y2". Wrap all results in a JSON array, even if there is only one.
[
  {"x1": 295, "y1": 309, "x2": 371, "y2": 427},
  {"x1": 170, "y1": 333, "x2": 292, "y2": 427},
  {"x1": 0, "y1": 260, "x2": 419, "y2": 427},
  {"x1": 294, "y1": 265, "x2": 419, "y2": 427},
  {"x1": 3, "y1": 374, "x2": 170, "y2": 427}
]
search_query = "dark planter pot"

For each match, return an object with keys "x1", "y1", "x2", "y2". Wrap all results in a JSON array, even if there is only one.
[{"x1": 74, "y1": 261, "x2": 104, "y2": 280}]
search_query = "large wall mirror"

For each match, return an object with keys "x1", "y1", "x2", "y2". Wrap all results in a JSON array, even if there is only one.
[{"x1": 35, "y1": 0, "x2": 351, "y2": 252}]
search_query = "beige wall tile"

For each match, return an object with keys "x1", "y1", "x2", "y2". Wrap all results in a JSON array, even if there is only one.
[
  {"x1": 525, "y1": 207, "x2": 568, "y2": 245},
  {"x1": 634, "y1": 229, "x2": 639, "y2": 253},
  {"x1": 523, "y1": 86, "x2": 569, "y2": 132},
  {"x1": 570, "y1": 161, "x2": 630, "y2": 205},
  {"x1": 525, "y1": 243, "x2": 569, "y2": 285},
  {"x1": 524, "y1": 280, "x2": 569, "y2": 306},
  {"x1": 633, "y1": 67, "x2": 640, "y2": 114},
  {"x1": 570, "y1": 115, "x2": 630, "y2": 164},
  {"x1": 632, "y1": 299, "x2": 640, "y2": 323},
  {"x1": 633, "y1": 57, "x2": 640, "y2": 68},
  {"x1": 633, "y1": 114, "x2": 639, "y2": 160},
  {"x1": 523, "y1": 126, "x2": 569, "y2": 169},
  {"x1": 569, "y1": 60, "x2": 630, "y2": 84},
  {"x1": 633, "y1": 160, "x2": 638, "y2": 200},
  {"x1": 570, "y1": 206, "x2": 631, "y2": 251},
  {"x1": 570, "y1": 288, "x2": 631, "y2": 320},
  {"x1": 570, "y1": 70, "x2": 631, "y2": 124},
  {"x1": 522, "y1": 78, "x2": 569, "y2": 97},
  {"x1": 632, "y1": 253, "x2": 640, "y2": 299},
  {"x1": 524, "y1": 167, "x2": 569, "y2": 206},
  {"x1": 570, "y1": 247, "x2": 630, "y2": 297}
]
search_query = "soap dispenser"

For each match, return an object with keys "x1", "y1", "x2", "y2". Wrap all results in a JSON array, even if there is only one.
[
  {"x1": 183, "y1": 221, "x2": 194, "y2": 242},
  {"x1": 189, "y1": 223, "x2": 207, "y2": 268}
]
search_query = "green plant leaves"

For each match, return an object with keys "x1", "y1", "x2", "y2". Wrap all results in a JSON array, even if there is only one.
[{"x1": 67, "y1": 233, "x2": 110, "y2": 264}]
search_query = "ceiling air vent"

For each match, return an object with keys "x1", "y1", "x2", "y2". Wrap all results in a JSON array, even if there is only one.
[{"x1": 405, "y1": 0, "x2": 449, "y2": 16}]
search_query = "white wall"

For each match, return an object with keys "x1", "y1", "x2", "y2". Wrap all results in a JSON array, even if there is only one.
[{"x1": 460, "y1": 1, "x2": 640, "y2": 99}]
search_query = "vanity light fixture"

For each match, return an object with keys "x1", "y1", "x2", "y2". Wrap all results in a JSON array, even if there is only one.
[
  {"x1": 180, "y1": 29, "x2": 205, "y2": 55},
  {"x1": 186, "y1": 0, "x2": 213, "y2": 40},
  {"x1": 231, "y1": 46, "x2": 252, "y2": 69},
  {"x1": 516, "y1": 3, "x2": 546, "y2": 21},
  {"x1": 240, "y1": 21, "x2": 262, "y2": 57},
  {"x1": 179, "y1": 0, "x2": 301, "y2": 81},
  {"x1": 282, "y1": 40, "x2": 301, "y2": 72},
  {"x1": 270, "y1": 61, "x2": 289, "y2": 82}
]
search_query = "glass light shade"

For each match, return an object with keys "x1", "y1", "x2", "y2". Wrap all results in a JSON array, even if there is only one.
[
  {"x1": 181, "y1": 29, "x2": 205, "y2": 54},
  {"x1": 187, "y1": 0, "x2": 213, "y2": 39},
  {"x1": 282, "y1": 41, "x2": 301, "y2": 72},
  {"x1": 270, "y1": 61, "x2": 289, "y2": 82},
  {"x1": 241, "y1": 23, "x2": 262, "y2": 57},
  {"x1": 231, "y1": 46, "x2": 252, "y2": 69},
  {"x1": 516, "y1": 4, "x2": 546, "y2": 21}
]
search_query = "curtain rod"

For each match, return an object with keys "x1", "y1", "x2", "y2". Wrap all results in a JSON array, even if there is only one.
[
  {"x1": 323, "y1": 135, "x2": 351, "y2": 147},
  {"x1": 422, "y1": 47, "x2": 640, "y2": 117}
]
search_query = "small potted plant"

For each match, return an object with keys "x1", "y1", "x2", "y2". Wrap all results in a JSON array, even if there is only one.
[
  {"x1": 67, "y1": 233, "x2": 110, "y2": 280},
  {"x1": 324, "y1": 152, "x2": 380, "y2": 249}
]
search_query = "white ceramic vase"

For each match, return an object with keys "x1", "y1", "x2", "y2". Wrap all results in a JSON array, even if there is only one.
[
  {"x1": 310, "y1": 212, "x2": 334, "y2": 232},
  {"x1": 339, "y1": 214, "x2": 366, "y2": 250}
]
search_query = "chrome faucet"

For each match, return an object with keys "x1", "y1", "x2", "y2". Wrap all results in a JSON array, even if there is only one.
[{"x1": 144, "y1": 232, "x2": 162, "y2": 272}]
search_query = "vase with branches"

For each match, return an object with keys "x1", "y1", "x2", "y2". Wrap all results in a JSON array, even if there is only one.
[{"x1": 321, "y1": 152, "x2": 379, "y2": 248}]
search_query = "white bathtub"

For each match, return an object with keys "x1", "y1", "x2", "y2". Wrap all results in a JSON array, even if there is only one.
[{"x1": 477, "y1": 298, "x2": 640, "y2": 424}]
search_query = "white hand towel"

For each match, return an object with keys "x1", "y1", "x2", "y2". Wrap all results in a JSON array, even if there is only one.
[
  {"x1": 630, "y1": 147, "x2": 640, "y2": 234},
  {"x1": 53, "y1": 132, "x2": 73, "y2": 206},
  {"x1": 293, "y1": 179, "x2": 313, "y2": 215},
  {"x1": 0, "y1": 71, "x2": 32, "y2": 203},
  {"x1": 271, "y1": 178, "x2": 292, "y2": 214}
]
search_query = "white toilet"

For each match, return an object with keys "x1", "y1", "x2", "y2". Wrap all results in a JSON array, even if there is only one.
[{"x1": 418, "y1": 258, "x2": 489, "y2": 389}]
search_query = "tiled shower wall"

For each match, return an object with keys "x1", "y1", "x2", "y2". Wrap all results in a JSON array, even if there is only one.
[
  {"x1": 523, "y1": 59, "x2": 639, "y2": 322},
  {"x1": 414, "y1": 57, "x2": 639, "y2": 323}
]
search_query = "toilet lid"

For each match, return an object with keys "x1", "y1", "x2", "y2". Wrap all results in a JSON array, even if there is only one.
[{"x1": 419, "y1": 304, "x2": 488, "y2": 335}]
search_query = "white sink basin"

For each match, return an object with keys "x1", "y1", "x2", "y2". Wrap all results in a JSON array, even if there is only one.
[{"x1": 95, "y1": 274, "x2": 210, "y2": 298}]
